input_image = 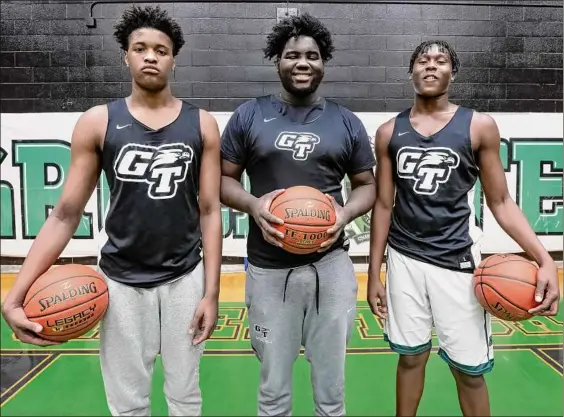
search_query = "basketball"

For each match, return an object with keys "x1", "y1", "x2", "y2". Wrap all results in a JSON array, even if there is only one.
[
  {"x1": 472, "y1": 254, "x2": 540, "y2": 322},
  {"x1": 23, "y1": 264, "x2": 109, "y2": 342},
  {"x1": 269, "y1": 186, "x2": 336, "y2": 255}
]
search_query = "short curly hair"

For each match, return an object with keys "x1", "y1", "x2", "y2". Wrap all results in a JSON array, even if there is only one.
[
  {"x1": 263, "y1": 13, "x2": 335, "y2": 63},
  {"x1": 408, "y1": 40, "x2": 460, "y2": 75},
  {"x1": 113, "y1": 5, "x2": 185, "y2": 56}
]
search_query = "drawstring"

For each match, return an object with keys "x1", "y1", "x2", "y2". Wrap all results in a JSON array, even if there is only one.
[
  {"x1": 283, "y1": 264, "x2": 320, "y2": 314},
  {"x1": 283, "y1": 268, "x2": 293, "y2": 304},
  {"x1": 313, "y1": 265, "x2": 319, "y2": 314}
]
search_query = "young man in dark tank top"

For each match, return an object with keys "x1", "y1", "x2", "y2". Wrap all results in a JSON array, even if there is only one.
[
  {"x1": 220, "y1": 13, "x2": 376, "y2": 416},
  {"x1": 367, "y1": 40, "x2": 559, "y2": 417},
  {"x1": 2, "y1": 6, "x2": 222, "y2": 416}
]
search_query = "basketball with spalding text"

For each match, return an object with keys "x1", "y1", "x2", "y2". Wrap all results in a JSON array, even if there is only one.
[
  {"x1": 269, "y1": 186, "x2": 336, "y2": 255},
  {"x1": 23, "y1": 264, "x2": 109, "y2": 342}
]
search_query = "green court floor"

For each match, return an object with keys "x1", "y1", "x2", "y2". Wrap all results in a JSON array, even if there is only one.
[{"x1": 1, "y1": 302, "x2": 562, "y2": 416}]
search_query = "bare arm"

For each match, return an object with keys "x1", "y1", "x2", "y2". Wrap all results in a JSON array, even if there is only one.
[
  {"x1": 473, "y1": 112, "x2": 558, "y2": 314},
  {"x1": 198, "y1": 110, "x2": 222, "y2": 300},
  {"x1": 474, "y1": 113, "x2": 553, "y2": 267},
  {"x1": 366, "y1": 119, "x2": 396, "y2": 318},
  {"x1": 342, "y1": 169, "x2": 376, "y2": 222},
  {"x1": 368, "y1": 119, "x2": 396, "y2": 282},
  {"x1": 4, "y1": 106, "x2": 105, "y2": 307},
  {"x1": 320, "y1": 168, "x2": 375, "y2": 251},
  {"x1": 220, "y1": 159, "x2": 285, "y2": 247},
  {"x1": 220, "y1": 160, "x2": 258, "y2": 215}
]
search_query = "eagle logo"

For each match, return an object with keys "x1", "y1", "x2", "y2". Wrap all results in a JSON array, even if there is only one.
[
  {"x1": 397, "y1": 146, "x2": 460, "y2": 195},
  {"x1": 149, "y1": 149, "x2": 193, "y2": 172},
  {"x1": 415, "y1": 151, "x2": 457, "y2": 171}
]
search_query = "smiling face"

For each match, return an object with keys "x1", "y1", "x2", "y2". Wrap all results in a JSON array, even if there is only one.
[
  {"x1": 276, "y1": 35, "x2": 324, "y2": 99},
  {"x1": 410, "y1": 43, "x2": 454, "y2": 98},
  {"x1": 124, "y1": 27, "x2": 175, "y2": 92}
]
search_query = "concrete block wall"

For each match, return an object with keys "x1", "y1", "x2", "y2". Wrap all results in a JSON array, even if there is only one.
[{"x1": 1, "y1": 1, "x2": 562, "y2": 113}]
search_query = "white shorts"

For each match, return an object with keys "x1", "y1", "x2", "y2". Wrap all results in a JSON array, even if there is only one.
[{"x1": 384, "y1": 246, "x2": 494, "y2": 376}]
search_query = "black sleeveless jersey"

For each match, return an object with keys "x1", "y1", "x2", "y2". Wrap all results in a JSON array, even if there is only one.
[
  {"x1": 221, "y1": 94, "x2": 376, "y2": 269},
  {"x1": 98, "y1": 98, "x2": 203, "y2": 287},
  {"x1": 387, "y1": 106, "x2": 482, "y2": 272}
]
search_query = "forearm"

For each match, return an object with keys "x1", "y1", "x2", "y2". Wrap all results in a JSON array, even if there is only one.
[
  {"x1": 342, "y1": 183, "x2": 376, "y2": 223},
  {"x1": 490, "y1": 198, "x2": 554, "y2": 266},
  {"x1": 5, "y1": 214, "x2": 80, "y2": 306},
  {"x1": 368, "y1": 202, "x2": 392, "y2": 281},
  {"x1": 220, "y1": 176, "x2": 258, "y2": 215},
  {"x1": 200, "y1": 207, "x2": 222, "y2": 299}
]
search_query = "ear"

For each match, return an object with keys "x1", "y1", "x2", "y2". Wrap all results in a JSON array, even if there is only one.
[{"x1": 124, "y1": 51, "x2": 129, "y2": 67}]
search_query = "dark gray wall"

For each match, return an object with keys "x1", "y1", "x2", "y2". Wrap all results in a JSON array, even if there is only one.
[{"x1": 1, "y1": 1, "x2": 562, "y2": 113}]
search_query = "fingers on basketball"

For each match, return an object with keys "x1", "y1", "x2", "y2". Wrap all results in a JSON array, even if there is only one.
[
  {"x1": 530, "y1": 293, "x2": 559, "y2": 316},
  {"x1": 262, "y1": 210, "x2": 284, "y2": 226}
]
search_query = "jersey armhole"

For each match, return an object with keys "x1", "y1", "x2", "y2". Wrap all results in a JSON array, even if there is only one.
[
  {"x1": 466, "y1": 108, "x2": 480, "y2": 169},
  {"x1": 97, "y1": 101, "x2": 112, "y2": 152}
]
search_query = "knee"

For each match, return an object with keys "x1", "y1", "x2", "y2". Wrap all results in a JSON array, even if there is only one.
[
  {"x1": 452, "y1": 369, "x2": 486, "y2": 390},
  {"x1": 398, "y1": 351, "x2": 430, "y2": 370}
]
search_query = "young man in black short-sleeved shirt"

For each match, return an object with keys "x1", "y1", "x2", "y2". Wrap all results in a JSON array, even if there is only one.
[{"x1": 220, "y1": 13, "x2": 376, "y2": 417}]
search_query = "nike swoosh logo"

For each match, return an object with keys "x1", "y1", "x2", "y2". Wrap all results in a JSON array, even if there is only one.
[
  {"x1": 116, "y1": 124, "x2": 131, "y2": 130},
  {"x1": 398, "y1": 132, "x2": 409, "y2": 136},
  {"x1": 264, "y1": 117, "x2": 276, "y2": 122}
]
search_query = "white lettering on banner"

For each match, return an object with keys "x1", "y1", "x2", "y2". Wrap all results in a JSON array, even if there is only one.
[{"x1": 1, "y1": 112, "x2": 562, "y2": 258}]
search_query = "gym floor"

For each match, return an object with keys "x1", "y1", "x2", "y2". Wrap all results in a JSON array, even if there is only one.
[{"x1": 1, "y1": 270, "x2": 562, "y2": 416}]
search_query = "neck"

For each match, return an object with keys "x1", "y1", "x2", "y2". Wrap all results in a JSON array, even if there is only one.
[
  {"x1": 280, "y1": 89, "x2": 319, "y2": 106},
  {"x1": 129, "y1": 82, "x2": 174, "y2": 109},
  {"x1": 412, "y1": 92, "x2": 452, "y2": 115}
]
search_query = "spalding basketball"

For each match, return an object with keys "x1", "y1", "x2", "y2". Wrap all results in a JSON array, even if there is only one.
[
  {"x1": 23, "y1": 264, "x2": 109, "y2": 342},
  {"x1": 270, "y1": 186, "x2": 336, "y2": 255},
  {"x1": 472, "y1": 253, "x2": 540, "y2": 321}
]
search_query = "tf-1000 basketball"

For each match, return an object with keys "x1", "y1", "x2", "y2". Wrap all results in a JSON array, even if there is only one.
[
  {"x1": 472, "y1": 253, "x2": 540, "y2": 322},
  {"x1": 270, "y1": 185, "x2": 336, "y2": 255},
  {"x1": 23, "y1": 264, "x2": 109, "y2": 342}
]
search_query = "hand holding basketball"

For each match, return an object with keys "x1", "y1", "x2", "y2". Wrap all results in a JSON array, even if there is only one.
[
  {"x1": 1, "y1": 304, "x2": 59, "y2": 346},
  {"x1": 318, "y1": 194, "x2": 348, "y2": 252},
  {"x1": 528, "y1": 261, "x2": 559, "y2": 316},
  {"x1": 251, "y1": 189, "x2": 286, "y2": 248}
]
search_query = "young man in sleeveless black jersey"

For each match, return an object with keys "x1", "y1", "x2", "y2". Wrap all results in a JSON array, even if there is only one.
[
  {"x1": 2, "y1": 6, "x2": 222, "y2": 416},
  {"x1": 220, "y1": 13, "x2": 376, "y2": 416},
  {"x1": 367, "y1": 40, "x2": 559, "y2": 417}
]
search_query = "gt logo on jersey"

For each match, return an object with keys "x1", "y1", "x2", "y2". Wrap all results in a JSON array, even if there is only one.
[
  {"x1": 274, "y1": 132, "x2": 320, "y2": 161},
  {"x1": 397, "y1": 146, "x2": 460, "y2": 195},
  {"x1": 114, "y1": 143, "x2": 194, "y2": 199}
]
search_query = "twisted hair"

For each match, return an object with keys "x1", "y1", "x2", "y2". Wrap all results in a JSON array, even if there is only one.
[
  {"x1": 263, "y1": 13, "x2": 335, "y2": 62},
  {"x1": 113, "y1": 5, "x2": 185, "y2": 56}
]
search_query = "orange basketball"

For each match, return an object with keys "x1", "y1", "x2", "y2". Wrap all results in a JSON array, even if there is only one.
[
  {"x1": 23, "y1": 264, "x2": 109, "y2": 342},
  {"x1": 269, "y1": 186, "x2": 336, "y2": 255},
  {"x1": 472, "y1": 253, "x2": 540, "y2": 322}
]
